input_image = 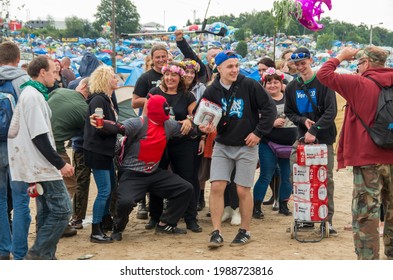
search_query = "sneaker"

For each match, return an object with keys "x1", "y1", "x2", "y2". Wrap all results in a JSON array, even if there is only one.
[
  {"x1": 328, "y1": 224, "x2": 338, "y2": 236},
  {"x1": 320, "y1": 223, "x2": 338, "y2": 237},
  {"x1": 136, "y1": 202, "x2": 148, "y2": 220},
  {"x1": 145, "y1": 218, "x2": 158, "y2": 230},
  {"x1": 186, "y1": 220, "x2": 203, "y2": 233},
  {"x1": 230, "y1": 228, "x2": 251, "y2": 247},
  {"x1": 208, "y1": 230, "x2": 224, "y2": 249},
  {"x1": 70, "y1": 219, "x2": 83, "y2": 229},
  {"x1": 272, "y1": 200, "x2": 279, "y2": 211},
  {"x1": 155, "y1": 224, "x2": 187, "y2": 235},
  {"x1": 230, "y1": 208, "x2": 241, "y2": 226},
  {"x1": 221, "y1": 206, "x2": 233, "y2": 222}
]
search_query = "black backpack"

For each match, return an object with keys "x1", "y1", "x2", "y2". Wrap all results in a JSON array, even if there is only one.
[{"x1": 353, "y1": 76, "x2": 393, "y2": 149}]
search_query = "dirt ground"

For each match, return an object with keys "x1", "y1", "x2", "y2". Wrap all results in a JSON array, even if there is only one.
[{"x1": 27, "y1": 159, "x2": 387, "y2": 260}]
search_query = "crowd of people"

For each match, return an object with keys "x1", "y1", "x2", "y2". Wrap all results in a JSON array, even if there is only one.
[{"x1": 1, "y1": 33, "x2": 393, "y2": 260}]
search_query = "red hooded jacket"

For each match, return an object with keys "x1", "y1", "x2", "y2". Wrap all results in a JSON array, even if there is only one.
[{"x1": 317, "y1": 58, "x2": 393, "y2": 169}]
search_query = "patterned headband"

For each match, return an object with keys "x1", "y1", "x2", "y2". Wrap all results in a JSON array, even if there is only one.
[
  {"x1": 180, "y1": 60, "x2": 201, "y2": 73},
  {"x1": 161, "y1": 64, "x2": 186, "y2": 77},
  {"x1": 262, "y1": 67, "x2": 285, "y2": 82}
]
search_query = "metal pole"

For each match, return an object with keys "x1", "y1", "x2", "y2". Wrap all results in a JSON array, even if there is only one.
[
  {"x1": 111, "y1": 0, "x2": 116, "y2": 71},
  {"x1": 370, "y1": 22, "x2": 383, "y2": 46}
]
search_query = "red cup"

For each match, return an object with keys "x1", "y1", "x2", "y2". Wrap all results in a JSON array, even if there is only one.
[
  {"x1": 95, "y1": 117, "x2": 104, "y2": 128},
  {"x1": 27, "y1": 183, "x2": 44, "y2": 198}
]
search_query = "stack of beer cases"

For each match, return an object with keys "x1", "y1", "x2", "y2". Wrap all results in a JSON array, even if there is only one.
[{"x1": 292, "y1": 143, "x2": 329, "y2": 222}]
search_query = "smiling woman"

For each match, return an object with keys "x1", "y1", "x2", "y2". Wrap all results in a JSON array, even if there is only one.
[{"x1": 147, "y1": 61, "x2": 203, "y2": 233}]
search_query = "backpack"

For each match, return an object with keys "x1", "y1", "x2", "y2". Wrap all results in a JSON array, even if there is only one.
[
  {"x1": 353, "y1": 77, "x2": 393, "y2": 149},
  {"x1": 0, "y1": 80, "x2": 18, "y2": 141}
]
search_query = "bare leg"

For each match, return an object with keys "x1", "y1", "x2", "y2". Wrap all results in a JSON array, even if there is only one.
[
  {"x1": 237, "y1": 185, "x2": 252, "y2": 231},
  {"x1": 209, "y1": 180, "x2": 227, "y2": 233}
]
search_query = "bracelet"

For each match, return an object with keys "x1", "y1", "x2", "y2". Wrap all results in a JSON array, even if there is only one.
[
  {"x1": 200, "y1": 135, "x2": 207, "y2": 140},
  {"x1": 186, "y1": 115, "x2": 194, "y2": 122}
]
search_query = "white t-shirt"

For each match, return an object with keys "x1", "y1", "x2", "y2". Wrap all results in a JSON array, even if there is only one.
[{"x1": 8, "y1": 85, "x2": 62, "y2": 183}]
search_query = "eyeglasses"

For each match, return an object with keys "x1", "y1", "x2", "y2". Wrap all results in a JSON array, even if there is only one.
[
  {"x1": 290, "y1": 52, "x2": 311, "y2": 60},
  {"x1": 357, "y1": 60, "x2": 367, "y2": 67},
  {"x1": 356, "y1": 60, "x2": 367, "y2": 73}
]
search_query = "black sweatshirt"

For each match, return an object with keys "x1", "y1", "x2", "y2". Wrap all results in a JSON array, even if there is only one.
[{"x1": 200, "y1": 74, "x2": 277, "y2": 146}]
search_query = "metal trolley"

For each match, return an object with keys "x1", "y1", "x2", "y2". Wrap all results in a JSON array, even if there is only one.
[
  {"x1": 290, "y1": 219, "x2": 330, "y2": 243},
  {"x1": 289, "y1": 138, "x2": 330, "y2": 243}
]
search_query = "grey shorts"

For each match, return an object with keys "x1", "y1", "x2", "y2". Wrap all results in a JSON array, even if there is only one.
[{"x1": 210, "y1": 142, "x2": 258, "y2": 187}]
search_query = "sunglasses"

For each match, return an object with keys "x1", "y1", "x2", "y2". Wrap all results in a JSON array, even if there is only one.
[
  {"x1": 290, "y1": 52, "x2": 311, "y2": 60},
  {"x1": 224, "y1": 50, "x2": 236, "y2": 56}
]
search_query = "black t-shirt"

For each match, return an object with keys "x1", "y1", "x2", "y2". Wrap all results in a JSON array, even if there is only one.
[
  {"x1": 149, "y1": 87, "x2": 196, "y2": 121},
  {"x1": 134, "y1": 68, "x2": 163, "y2": 98},
  {"x1": 149, "y1": 87, "x2": 196, "y2": 145}
]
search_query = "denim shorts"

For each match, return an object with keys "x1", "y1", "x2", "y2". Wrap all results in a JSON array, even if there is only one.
[{"x1": 210, "y1": 142, "x2": 258, "y2": 187}]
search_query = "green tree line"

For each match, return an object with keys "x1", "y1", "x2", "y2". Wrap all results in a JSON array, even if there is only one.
[{"x1": 12, "y1": 0, "x2": 393, "y2": 48}]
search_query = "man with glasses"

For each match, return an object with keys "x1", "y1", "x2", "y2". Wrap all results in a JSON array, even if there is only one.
[
  {"x1": 317, "y1": 46, "x2": 393, "y2": 260},
  {"x1": 284, "y1": 47, "x2": 338, "y2": 235},
  {"x1": 356, "y1": 60, "x2": 367, "y2": 73},
  {"x1": 200, "y1": 50, "x2": 276, "y2": 248}
]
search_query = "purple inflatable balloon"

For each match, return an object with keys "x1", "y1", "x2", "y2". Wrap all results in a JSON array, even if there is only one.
[{"x1": 295, "y1": 0, "x2": 332, "y2": 31}]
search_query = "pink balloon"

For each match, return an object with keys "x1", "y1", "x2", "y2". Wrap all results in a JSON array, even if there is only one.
[{"x1": 295, "y1": 0, "x2": 332, "y2": 31}]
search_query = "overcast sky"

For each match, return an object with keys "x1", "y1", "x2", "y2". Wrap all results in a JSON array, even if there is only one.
[{"x1": 6, "y1": 0, "x2": 393, "y2": 31}]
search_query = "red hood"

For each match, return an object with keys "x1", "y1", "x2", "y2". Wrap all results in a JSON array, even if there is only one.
[{"x1": 363, "y1": 67, "x2": 393, "y2": 88}]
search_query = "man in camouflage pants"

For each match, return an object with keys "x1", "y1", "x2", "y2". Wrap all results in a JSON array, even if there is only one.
[{"x1": 317, "y1": 46, "x2": 393, "y2": 260}]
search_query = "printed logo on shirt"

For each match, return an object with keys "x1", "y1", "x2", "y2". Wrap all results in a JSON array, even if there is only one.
[
  {"x1": 152, "y1": 80, "x2": 161, "y2": 88},
  {"x1": 221, "y1": 97, "x2": 244, "y2": 118},
  {"x1": 295, "y1": 88, "x2": 317, "y2": 114}
]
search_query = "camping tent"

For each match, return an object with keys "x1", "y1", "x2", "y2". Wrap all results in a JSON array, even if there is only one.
[{"x1": 115, "y1": 86, "x2": 138, "y2": 122}]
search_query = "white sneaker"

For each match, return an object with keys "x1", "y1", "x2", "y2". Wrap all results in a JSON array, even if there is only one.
[
  {"x1": 221, "y1": 206, "x2": 233, "y2": 222},
  {"x1": 230, "y1": 208, "x2": 241, "y2": 226}
]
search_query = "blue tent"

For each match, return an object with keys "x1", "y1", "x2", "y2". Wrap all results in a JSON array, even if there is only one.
[
  {"x1": 124, "y1": 67, "x2": 144, "y2": 86},
  {"x1": 33, "y1": 48, "x2": 48, "y2": 54},
  {"x1": 246, "y1": 69, "x2": 260, "y2": 82}
]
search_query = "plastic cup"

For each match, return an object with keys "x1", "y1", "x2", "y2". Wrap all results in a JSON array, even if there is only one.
[{"x1": 27, "y1": 183, "x2": 44, "y2": 198}]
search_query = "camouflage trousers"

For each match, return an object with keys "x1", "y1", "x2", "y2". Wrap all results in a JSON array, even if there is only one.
[
  {"x1": 71, "y1": 150, "x2": 91, "y2": 221},
  {"x1": 352, "y1": 164, "x2": 393, "y2": 260},
  {"x1": 290, "y1": 141, "x2": 335, "y2": 223}
]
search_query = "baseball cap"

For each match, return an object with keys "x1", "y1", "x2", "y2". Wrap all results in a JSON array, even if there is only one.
[
  {"x1": 356, "y1": 46, "x2": 388, "y2": 64},
  {"x1": 289, "y1": 47, "x2": 311, "y2": 62},
  {"x1": 214, "y1": 50, "x2": 238, "y2": 67}
]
